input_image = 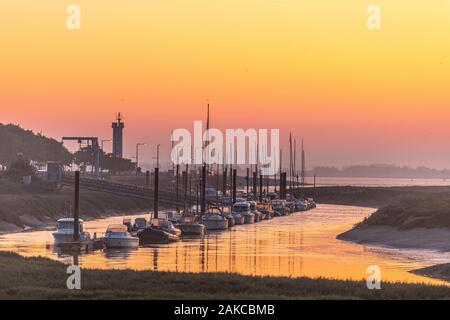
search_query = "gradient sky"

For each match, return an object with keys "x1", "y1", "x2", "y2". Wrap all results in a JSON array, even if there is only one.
[{"x1": 1, "y1": 1, "x2": 450, "y2": 169}]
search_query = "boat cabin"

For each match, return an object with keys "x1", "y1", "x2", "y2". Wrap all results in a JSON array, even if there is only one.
[
  {"x1": 56, "y1": 218, "x2": 85, "y2": 232},
  {"x1": 232, "y1": 202, "x2": 250, "y2": 213},
  {"x1": 106, "y1": 224, "x2": 129, "y2": 235}
]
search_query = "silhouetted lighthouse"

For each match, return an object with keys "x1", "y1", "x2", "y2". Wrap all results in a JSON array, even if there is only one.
[{"x1": 112, "y1": 113, "x2": 124, "y2": 158}]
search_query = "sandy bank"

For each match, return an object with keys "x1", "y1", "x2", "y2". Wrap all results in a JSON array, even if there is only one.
[
  {"x1": 337, "y1": 224, "x2": 450, "y2": 251},
  {"x1": 0, "y1": 209, "x2": 151, "y2": 235},
  {"x1": 412, "y1": 264, "x2": 450, "y2": 282}
]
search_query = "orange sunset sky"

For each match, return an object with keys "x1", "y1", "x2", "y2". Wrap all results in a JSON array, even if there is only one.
[{"x1": 1, "y1": 1, "x2": 450, "y2": 169}]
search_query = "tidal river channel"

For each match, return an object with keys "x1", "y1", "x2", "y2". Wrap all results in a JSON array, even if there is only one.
[{"x1": 0, "y1": 204, "x2": 448, "y2": 285}]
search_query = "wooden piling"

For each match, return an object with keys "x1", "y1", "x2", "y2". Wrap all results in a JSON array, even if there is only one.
[
  {"x1": 246, "y1": 167, "x2": 249, "y2": 194},
  {"x1": 232, "y1": 169, "x2": 237, "y2": 204},
  {"x1": 259, "y1": 174, "x2": 263, "y2": 203},
  {"x1": 252, "y1": 171, "x2": 257, "y2": 200},
  {"x1": 201, "y1": 164, "x2": 206, "y2": 213},
  {"x1": 154, "y1": 167, "x2": 159, "y2": 218},
  {"x1": 222, "y1": 166, "x2": 228, "y2": 197},
  {"x1": 73, "y1": 171, "x2": 80, "y2": 242}
]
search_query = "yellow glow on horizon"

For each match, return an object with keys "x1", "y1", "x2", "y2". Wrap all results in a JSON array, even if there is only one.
[{"x1": 1, "y1": 1, "x2": 450, "y2": 166}]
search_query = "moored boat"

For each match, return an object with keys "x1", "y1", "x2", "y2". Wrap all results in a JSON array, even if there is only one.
[
  {"x1": 231, "y1": 202, "x2": 246, "y2": 225},
  {"x1": 257, "y1": 203, "x2": 273, "y2": 219},
  {"x1": 103, "y1": 224, "x2": 139, "y2": 249},
  {"x1": 271, "y1": 200, "x2": 289, "y2": 216},
  {"x1": 137, "y1": 227, "x2": 180, "y2": 245},
  {"x1": 178, "y1": 215, "x2": 205, "y2": 236},
  {"x1": 201, "y1": 207, "x2": 229, "y2": 230},
  {"x1": 53, "y1": 218, "x2": 90, "y2": 245},
  {"x1": 151, "y1": 216, "x2": 182, "y2": 237},
  {"x1": 248, "y1": 201, "x2": 262, "y2": 222},
  {"x1": 295, "y1": 199, "x2": 308, "y2": 211}
]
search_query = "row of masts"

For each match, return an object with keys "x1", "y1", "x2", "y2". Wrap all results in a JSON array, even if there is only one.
[
  {"x1": 160, "y1": 105, "x2": 312, "y2": 215},
  {"x1": 289, "y1": 132, "x2": 306, "y2": 191}
]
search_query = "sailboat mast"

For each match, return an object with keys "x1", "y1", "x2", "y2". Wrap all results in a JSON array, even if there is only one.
[
  {"x1": 289, "y1": 133, "x2": 293, "y2": 191},
  {"x1": 301, "y1": 139, "x2": 305, "y2": 186}
]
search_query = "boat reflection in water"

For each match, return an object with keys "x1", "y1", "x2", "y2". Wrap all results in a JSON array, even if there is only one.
[{"x1": 1, "y1": 205, "x2": 450, "y2": 285}]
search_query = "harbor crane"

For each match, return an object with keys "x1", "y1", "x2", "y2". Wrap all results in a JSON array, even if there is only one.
[{"x1": 62, "y1": 136, "x2": 100, "y2": 176}]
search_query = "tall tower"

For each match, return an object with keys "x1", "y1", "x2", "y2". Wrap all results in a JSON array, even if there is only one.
[{"x1": 112, "y1": 113, "x2": 124, "y2": 158}]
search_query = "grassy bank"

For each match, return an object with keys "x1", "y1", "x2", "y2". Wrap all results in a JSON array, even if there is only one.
[
  {"x1": 0, "y1": 179, "x2": 152, "y2": 233},
  {"x1": 412, "y1": 264, "x2": 450, "y2": 283},
  {"x1": 356, "y1": 193, "x2": 450, "y2": 229},
  {"x1": 336, "y1": 190, "x2": 450, "y2": 254},
  {"x1": 0, "y1": 252, "x2": 449, "y2": 300},
  {"x1": 303, "y1": 185, "x2": 450, "y2": 208}
]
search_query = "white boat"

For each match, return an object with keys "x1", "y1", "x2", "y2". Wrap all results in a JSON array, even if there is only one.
[
  {"x1": 248, "y1": 201, "x2": 262, "y2": 222},
  {"x1": 103, "y1": 224, "x2": 139, "y2": 249},
  {"x1": 178, "y1": 215, "x2": 205, "y2": 236},
  {"x1": 233, "y1": 202, "x2": 254, "y2": 224},
  {"x1": 231, "y1": 202, "x2": 247, "y2": 225},
  {"x1": 201, "y1": 207, "x2": 228, "y2": 230},
  {"x1": 271, "y1": 200, "x2": 289, "y2": 216},
  {"x1": 52, "y1": 218, "x2": 90, "y2": 245}
]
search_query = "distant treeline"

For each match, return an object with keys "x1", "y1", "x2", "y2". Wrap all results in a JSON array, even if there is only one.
[
  {"x1": 0, "y1": 123, "x2": 134, "y2": 173},
  {"x1": 310, "y1": 164, "x2": 450, "y2": 179},
  {"x1": 0, "y1": 124, "x2": 72, "y2": 166}
]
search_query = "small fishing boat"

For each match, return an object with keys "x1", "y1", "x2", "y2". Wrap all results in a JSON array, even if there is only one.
[
  {"x1": 234, "y1": 202, "x2": 255, "y2": 224},
  {"x1": 201, "y1": 207, "x2": 228, "y2": 230},
  {"x1": 53, "y1": 218, "x2": 91, "y2": 245},
  {"x1": 103, "y1": 224, "x2": 139, "y2": 249},
  {"x1": 137, "y1": 226, "x2": 180, "y2": 245},
  {"x1": 231, "y1": 202, "x2": 246, "y2": 225},
  {"x1": 271, "y1": 200, "x2": 289, "y2": 216},
  {"x1": 295, "y1": 199, "x2": 308, "y2": 211},
  {"x1": 151, "y1": 216, "x2": 182, "y2": 237},
  {"x1": 178, "y1": 215, "x2": 205, "y2": 236},
  {"x1": 248, "y1": 201, "x2": 262, "y2": 222},
  {"x1": 257, "y1": 203, "x2": 273, "y2": 220},
  {"x1": 307, "y1": 198, "x2": 317, "y2": 209}
]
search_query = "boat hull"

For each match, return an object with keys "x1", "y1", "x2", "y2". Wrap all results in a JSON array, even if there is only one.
[
  {"x1": 201, "y1": 219, "x2": 228, "y2": 230},
  {"x1": 243, "y1": 213, "x2": 255, "y2": 224},
  {"x1": 104, "y1": 237, "x2": 139, "y2": 249},
  {"x1": 138, "y1": 228, "x2": 180, "y2": 245},
  {"x1": 232, "y1": 215, "x2": 245, "y2": 225},
  {"x1": 53, "y1": 232, "x2": 90, "y2": 245},
  {"x1": 179, "y1": 223, "x2": 205, "y2": 236}
]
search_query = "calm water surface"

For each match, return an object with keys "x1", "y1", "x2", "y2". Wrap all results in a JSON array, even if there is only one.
[{"x1": 0, "y1": 204, "x2": 448, "y2": 285}]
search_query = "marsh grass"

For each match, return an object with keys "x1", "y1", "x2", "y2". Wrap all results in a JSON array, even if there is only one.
[{"x1": 0, "y1": 252, "x2": 449, "y2": 300}]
